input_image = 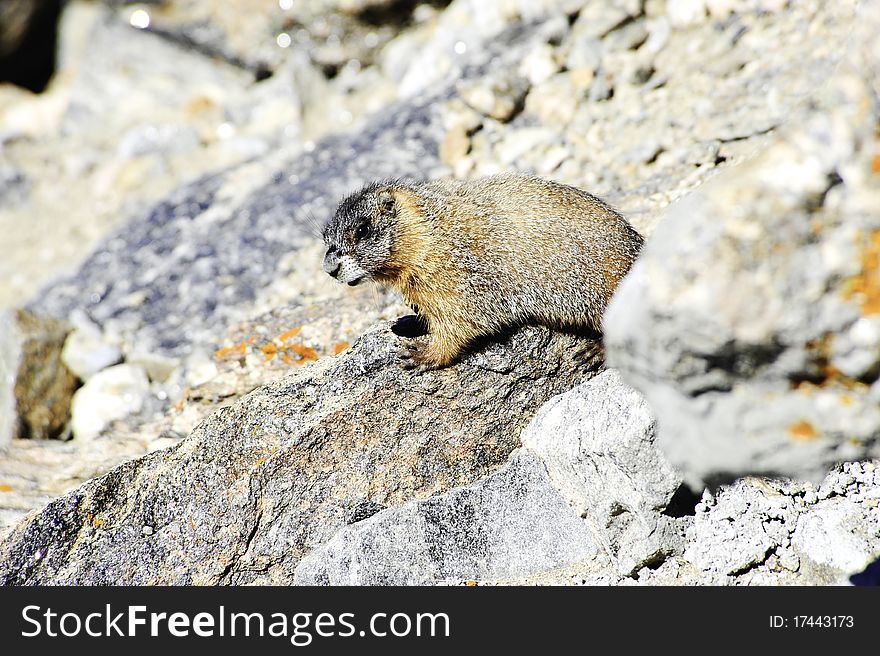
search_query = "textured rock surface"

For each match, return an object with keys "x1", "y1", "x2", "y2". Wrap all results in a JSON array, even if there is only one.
[
  {"x1": 684, "y1": 462, "x2": 880, "y2": 584},
  {"x1": 605, "y1": 0, "x2": 880, "y2": 487},
  {"x1": 522, "y1": 370, "x2": 687, "y2": 575},
  {"x1": 0, "y1": 324, "x2": 599, "y2": 584},
  {"x1": 296, "y1": 370, "x2": 687, "y2": 584},
  {"x1": 294, "y1": 452, "x2": 598, "y2": 585}
]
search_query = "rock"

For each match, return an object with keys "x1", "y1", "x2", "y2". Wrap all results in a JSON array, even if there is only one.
[
  {"x1": 294, "y1": 452, "x2": 598, "y2": 585},
  {"x1": 60, "y1": 310, "x2": 123, "y2": 380},
  {"x1": 0, "y1": 309, "x2": 78, "y2": 444},
  {"x1": 518, "y1": 43, "x2": 560, "y2": 86},
  {"x1": 685, "y1": 462, "x2": 880, "y2": 583},
  {"x1": 457, "y1": 73, "x2": 529, "y2": 123},
  {"x1": 70, "y1": 364, "x2": 150, "y2": 441},
  {"x1": 604, "y1": 0, "x2": 880, "y2": 487},
  {"x1": 792, "y1": 462, "x2": 880, "y2": 575},
  {"x1": 494, "y1": 127, "x2": 557, "y2": 165},
  {"x1": 667, "y1": 0, "x2": 707, "y2": 27},
  {"x1": 521, "y1": 370, "x2": 687, "y2": 575},
  {"x1": 0, "y1": 323, "x2": 600, "y2": 584},
  {"x1": 439, "y1": 124, "x2": 471, "y2": 167},
  {"x1": 570, "y1": 0, "x2": 644, "y2": 40},
  {"x1": 524, "y1": 73, "x2": 580, "y2": 126}
]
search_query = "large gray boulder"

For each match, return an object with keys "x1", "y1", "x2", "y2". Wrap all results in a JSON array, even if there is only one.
[
  {"x1": 0, "y1": 323, "x2": 599, "y2": 584},
  {"x1": 295, "y1": 370, "x2": 688, "y2": 584},
  {"x1": 604, "y1": 0, "x2": 880, "y2": 487},
  {"x1": 294, "y1": 452, "x2": 599, "y2": 585},
  {"x1": 522, "y1": 369, "x2": 687, "y2": 575}
]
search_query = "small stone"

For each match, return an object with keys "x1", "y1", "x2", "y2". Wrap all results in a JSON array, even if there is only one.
[
  {"x1": 667, "y1": 0, "x2": 707, "y2": 27},
  {"x1": 494, "y1": 127, "x2": 557, "y2": 165},
  {"x1": 61, "y1": 311, "x2": 122, "y2": 380},
  {"x1": 126, "y1": 351, "x2": 179, "y2": 383},
  {"x1": 440, "y1": 99, "x2": 482, "y2": 133},
  {"x1": 141, "y1": 526, "x2": 154, "y2": 536},
  {"x1": 588, "y1": 73, "x2": 615, "y2": 102},
  {"x1": 519, "y1": 43, "x2": 560, "y2": 86},
  {"x1": 440, "y1": 125, "x2": 471, "y2": 167},
  {"x1": 565, "y1": 37, "x2": 602, "y2": 76},
  {"x1": 570, "y1": 67, "x2": 597, "y2": 92},
  {"x1": 604, "y1": 21, "x2": 650, "y2": 52},
  {"x1": 70, "y1": 364, "x2": 150, "y2": 441},
  {"x1": 453, "y1": 155, "x2": 476, "y2": 179},
  {"x1": 536, "y1": 145, "x2": 571, "y2": 174},
  {"x1": 525, "y1": 73, "x2": 580, "y2": 126},
  {"x1": 458, "y1": 74, "x2": 529, "y2": 122}
]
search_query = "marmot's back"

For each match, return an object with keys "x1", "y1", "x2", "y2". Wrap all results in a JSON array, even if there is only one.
[
  {"x1": 414, "y1": 175, "x2": 643, "y2": 332},
  {"x1": 322, "y1": 174, "x2": 643, "y2": 369}
]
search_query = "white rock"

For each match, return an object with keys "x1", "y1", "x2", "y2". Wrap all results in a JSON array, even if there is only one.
[
  {"x1": 494, "y1": 127, "x2": 557, "y2": 165},
  {"x1": 519, "y1": 43, "x2": 560, "y2": 86},
  {"x1": 61, "y1": 311, "x2": 122, "y2": 380},
  {"x1": 792, "y1": 499, "x2": 879, "y2": 572},
  {"x1": 70, "y1": 364, "x2": 150, "y2": 441},
  {"x1": 667, "y1": 0, "x2": 708, "y2": 27}
]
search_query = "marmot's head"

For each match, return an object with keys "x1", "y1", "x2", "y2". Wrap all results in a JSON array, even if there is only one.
[{"x1": 322, "y1": 183, "x2": 399, "y2": 286}]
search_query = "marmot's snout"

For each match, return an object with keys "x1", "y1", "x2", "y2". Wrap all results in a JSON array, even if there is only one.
[{"x1": 322, "y1": 247, "x2": 369, "y2": 286}]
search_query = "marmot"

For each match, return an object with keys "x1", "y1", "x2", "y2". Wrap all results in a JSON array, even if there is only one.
[{"x1": 321, "y1": 173, "x2": 643, "y2": 370}]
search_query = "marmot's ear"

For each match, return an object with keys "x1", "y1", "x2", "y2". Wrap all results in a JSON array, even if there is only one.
[{"x1": 376, "y1": 189, "x2": 396, "y2": 214}]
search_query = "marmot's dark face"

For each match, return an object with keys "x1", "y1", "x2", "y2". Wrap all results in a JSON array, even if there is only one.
[{"x1": 322, "y1": 185, "x2": 396, "y2": 286}]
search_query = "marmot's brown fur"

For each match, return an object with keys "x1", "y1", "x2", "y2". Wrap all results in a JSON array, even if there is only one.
[{"x1": 322, "y1": 173, "x2": 643, "y2": 370}]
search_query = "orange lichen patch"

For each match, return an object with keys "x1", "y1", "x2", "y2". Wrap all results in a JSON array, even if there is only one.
[
  {"x1": 791, "y1": 334, "x2": 866, "y2": 393},
  {"x1": 788, "y1": 420, "x2": 818, "y2": 441},
  {"x1": 871, "y1": 152, "x2": 880, "y2": 174},
  {"x1": 278, "y1": 327, "x2": 302, "y2": 342},
  {"x1": 465, "y1": 580, "x2": 478, "y2": 586},
  {"x1": 260, "y1": 342, "x2": 278, "y2": 362},
  {"x1": 188, "y1": 516, "x2": 196, "y2": 531},
  {"x1": 280, "y1": 353, "x2": 293, "y2": 365},
  {"x1": 0, "y1": 484, "x2": 12, "y2": 492},
  {"x1": 89, "y1": 515, "x2": 107, "y2": 529},
  {"x1": 214, "y1": 336, "x2": 257, "y2": 359},
  {"x1": 289, "y1": 343, "x2": 318, "y2": 363},
  {"x1": 839, "y1": 394, "x2": 854, "y2": 406},
  {"x1": 842, "y1": 231, "x2": 880, "y2": 315},
  {"x1": 333, "y1": 341, "x2": 350, "y2": 355}
]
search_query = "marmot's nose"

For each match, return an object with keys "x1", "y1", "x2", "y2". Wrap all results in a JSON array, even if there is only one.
[{"x1": 323, "y1": 251, "x2": 340, "y2": 277}]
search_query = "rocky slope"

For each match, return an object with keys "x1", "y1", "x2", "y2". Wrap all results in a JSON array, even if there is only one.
[{"x1": 1, "y1": 0, "x2": 878, "y2": 584}]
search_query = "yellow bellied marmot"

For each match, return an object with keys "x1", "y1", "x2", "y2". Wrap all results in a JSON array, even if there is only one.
[{"x1": 321, "y1": 173, "x2": 643, "y2": 370}]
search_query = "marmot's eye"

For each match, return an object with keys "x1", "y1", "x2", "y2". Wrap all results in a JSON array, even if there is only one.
[{"x1": 355, "y1": 224, "x2": 369, "y2": 240}]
